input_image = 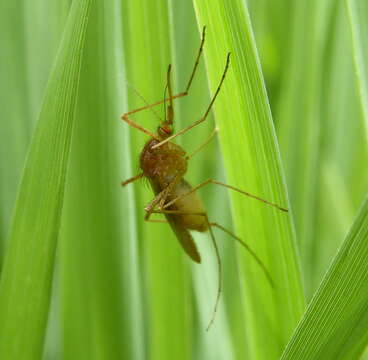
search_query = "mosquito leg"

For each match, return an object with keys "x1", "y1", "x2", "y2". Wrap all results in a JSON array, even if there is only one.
[
  {"x1": 121, "y1": 92, "x2": 188, "y2": 139},
  {"x1": 143, "y1": 208, "x2": 169, "y2": 224},
  {"x1": 210, "y1": 222, "x2": 273, "y2": 287},
  {"x1": 163, "y1": 178, "x2": 288, "y2": 212},
  {"x1": 204, "y1": 215, "x2": 222, "y2": 332},
  {"x1": 150, "y1": 209, "x2": 221, "y2": 331},
  {"x1": 146, "y1": 219, "x2": 168, "y2": 223},
  {"x1": 144, "y1": 192, "x2": 173, "y2": 224},
  {"x1": 145, "y1": 214, "x2": 168, "y2": 224},
  {"x1": 122, "y1": 92, "x2": 188, "y2": 120},
  {"x1": 185, "y1": 26, "x2": 206, "y2": 93},
  {"x1": 121, "y1": 173, "x2": 144, "y2": 186},
  {"x1": 151, "y1": 53, "x2": 231, "y2": 149},
  {"x1": 122, "y1": 24, "x2": 206, "y2": 121},
  {"x1": 122, "y1": 24, "x2": 206, "y2": 126},
  {"x1": 144, "y1": 189, "x2": 169, "y2": 214},
  {"x1": 186, "y1": 128, "x2": 218, "y2": 160},
  {"x1": 162, "y1": 25, "x2": 206, "y2": 127},
  {"x1": 121, "y1": 27, "x2": 207, "y2": 133},
  {"x1": 144, "y1": 175, "x2": 181, "y2": 215},
  {"x1": 121, "y1": 91, "x2": 188, "y2": 139},
  {"x1": 121, "y1": 113, "x2": 160, "y2": 140}
]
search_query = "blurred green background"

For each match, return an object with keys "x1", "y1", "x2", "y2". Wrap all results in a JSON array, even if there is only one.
[{"x1": 0, "y1": 0, "x2": 367, "y2": 359}]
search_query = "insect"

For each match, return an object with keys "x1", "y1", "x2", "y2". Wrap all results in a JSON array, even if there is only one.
[{"x1": 121, "y1": 27, "x2": 288, "y2": 330}]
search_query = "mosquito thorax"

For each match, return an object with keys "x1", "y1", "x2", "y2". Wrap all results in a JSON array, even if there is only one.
[{"x1": 139, "y1": 138, "x2": 187, "y2": 188}]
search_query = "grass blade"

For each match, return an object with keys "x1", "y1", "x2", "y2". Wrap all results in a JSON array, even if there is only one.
[
  {"x1": 281, "y1": 194, "x2": 368, "y2": 360},
  {"x1": 310, "y1": 1, "x2": 368, "y2": 295},
  {"x1": 275, "y1": 0, "x2": 336, "y2": 297},
  {"x1": 60, "y1": 2, "x2": 145, "y2": 359},
  {"x1": 0, "y1": 1, "x2": 70, "y2": 264},
  {"x1": 0, "y1": 0, "x2": 92, "y2": 358},
  {"x1": 121, "y1": 2, "x2": 193, "y2": 359},
  {"x1": 192, "y1": 0, "x2": 305, "y2": 358}
]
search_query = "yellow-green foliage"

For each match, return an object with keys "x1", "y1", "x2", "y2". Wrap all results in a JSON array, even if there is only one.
[{"x1": 0, "y1": 0, "x2": 367, "y2": 359}]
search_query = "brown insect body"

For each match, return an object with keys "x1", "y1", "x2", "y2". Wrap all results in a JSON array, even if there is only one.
[
  {"x1": 121, "y1": 27, "x2": 286, "y2": 330},
  {"x1": 140, "y1": 138, "x2": 207, "y2": 263}
]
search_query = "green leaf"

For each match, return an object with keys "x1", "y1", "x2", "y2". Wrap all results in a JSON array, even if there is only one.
[
  {"x1": 192, "y1": 0, "x2": 305, "y2": 358},
  {"x1": 275, "y1": 0, "x2": 336, "y2": 297},
  {"x1": 310, "y1": 0, "x2": 367, "y2": 297},
  {"x1": 121, "y1": 2, "x2": 192, "y2": 360},
  {"x1": 59, "y1": 2, "x2": 145, "y2": 359},
  {"x1": 2, "y1": 0, "x2": 367, "y2": 359},
  {"x1": 281, "y1": 195, "x2": 368, "y2": 360},
  {"x1": 0, "y1": 0, "x2": 92, "y2": 358}
]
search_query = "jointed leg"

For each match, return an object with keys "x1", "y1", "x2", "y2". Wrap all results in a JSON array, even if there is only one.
[
  {"x1": 143, "y1": 174, "x2": 182, "y2": 220},
  {"x1": 146, "y1": 217, "x2": 168, "y2": 224},
  {"x1": 185, "y1": 26, "x2": 206, "y2": 93},
  {"x1": 144, "y1": 207, "x2": 168, "y2": 225},
  {"x1": 122, "y1": 92, "x2": 187, "y2": 120},
  {"x1": 143, "y1": 189, "x2": 171, "y2": 228},
  {"x1": 144, "y1": 187, "x2": 170, "y2": 213},
  {"x1": 151, "y1": 53, "x2": 231, "y2": 149},
  {"x1": 163, "y1": 178, "x2": 288, "y2": 212},
  {"x1": 121, "y1": 27, "x2": 207, "y2": 136},
  {"x1": 210, "y1": 222, "x2": 273, "y2": 287},
  {"x1": 186, "y1": 128, "x2": 218, "y2": 160},
  {"x1": 121, "y1": 173, "x2": 173, "y2": 222},
  {"x1": 205, "y1": 219, "x2": 222, "y2": 332},
  {"x1": 150, "y1": 206, "x2": 273, "y2": 288},
  {"x1": 121, "y1": 113, "x2": 160, "y2": 140}
]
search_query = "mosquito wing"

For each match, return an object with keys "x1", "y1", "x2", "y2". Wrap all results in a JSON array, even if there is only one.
[
  {"x1": 149, "y1": 179, "x2": 201, "y2": 263},
  {"x1": 165, "y1": 213, "x2": 201, "y2": 263}
]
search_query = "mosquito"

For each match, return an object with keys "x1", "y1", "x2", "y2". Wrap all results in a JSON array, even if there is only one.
[{"x1": 121, "y1": 26, "x2": 288, "y2": 330}]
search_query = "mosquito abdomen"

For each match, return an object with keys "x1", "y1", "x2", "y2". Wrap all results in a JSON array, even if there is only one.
[
  {"x1": 169, "y1": 179, "x2": 208, "y2": 232},
  {"x1": 167, "y1": 216, "x2": 201, "y2": 263}
]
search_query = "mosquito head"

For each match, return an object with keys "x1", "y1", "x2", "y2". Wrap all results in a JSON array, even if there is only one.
[{"x1": 157, "y1": 120, "x2": 173, "y2": 139}]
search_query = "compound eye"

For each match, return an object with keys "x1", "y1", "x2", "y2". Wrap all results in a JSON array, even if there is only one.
[
  {"x1": 162, "y1": 126, "x2": 171, "y2": 134},
  {"x1": 159, "y1": 126, "x2": 172, "y2": 137}
]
